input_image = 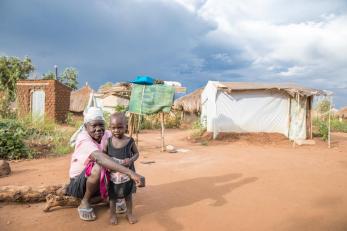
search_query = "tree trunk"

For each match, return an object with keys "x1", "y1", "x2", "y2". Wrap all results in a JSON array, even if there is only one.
[{"x1": 0, "y1": 185, "x2": 107, "y2": 212}]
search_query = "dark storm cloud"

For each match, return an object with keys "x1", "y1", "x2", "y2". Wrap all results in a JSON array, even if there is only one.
[{"x1": 0, "y1": 0, "x2": 218, "y2": 89}]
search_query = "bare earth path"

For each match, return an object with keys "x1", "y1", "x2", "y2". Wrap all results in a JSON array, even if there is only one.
[{"x1": 1, "y1": 129, "x2": 347, "y2": 231}]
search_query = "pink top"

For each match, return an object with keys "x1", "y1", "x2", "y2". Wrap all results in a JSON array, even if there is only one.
[{"x1": 69, "y1": 130, "x2": 111, "y2": 178}]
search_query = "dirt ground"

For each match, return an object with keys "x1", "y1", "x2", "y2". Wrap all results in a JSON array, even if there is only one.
[{"x1": 1, "y1": 129, "x2": 347, "y2": 231}]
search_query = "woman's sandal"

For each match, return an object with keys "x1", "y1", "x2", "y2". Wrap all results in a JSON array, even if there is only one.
[{"x1": 78, "y1": 207, "x2": 96, "y2": 221}]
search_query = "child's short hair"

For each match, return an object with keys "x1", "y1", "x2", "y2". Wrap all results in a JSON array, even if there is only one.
[{"x1": 110, "y1": 112, "x2": 127, "y2": 124}]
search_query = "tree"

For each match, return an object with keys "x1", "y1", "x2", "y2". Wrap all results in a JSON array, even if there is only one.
[
  {"x1": 42, "y1": 71, "x2": 56, "y2": 80},
  {"x1": 60, "y1": 67, "x2": 78, "y2": 90},
  {"x1": 316, "y1": 99, "x2": 331, "y2": 114},
  {"x1": 0, "y1": 56, "x2": 34, "y2": 101},
  {"x1": 0, "y1": 56, "x2": 34, "y2": 118}
]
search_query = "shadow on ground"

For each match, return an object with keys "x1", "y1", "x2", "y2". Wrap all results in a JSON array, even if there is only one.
[{"x1": 93, "y1": 173, "x2": 258, "y2": 231}]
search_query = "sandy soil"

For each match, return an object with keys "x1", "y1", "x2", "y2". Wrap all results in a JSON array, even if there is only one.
[{"x1": 1, "y1": 129, "x2": 347, "y2": 231}]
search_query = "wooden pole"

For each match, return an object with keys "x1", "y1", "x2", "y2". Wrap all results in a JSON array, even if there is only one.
[
  {"x1": 328, "y1": 95, "x2": 332, "y2": 148},
  {"x1": 128, "y1": 113, "x2": 133, "y2": 137},
  {"x1": 160, "y1": 112, "x2": 165, "y2": 152},
  {"x1": 136, "y1": 114, "x2": 141, "y2": 146}
]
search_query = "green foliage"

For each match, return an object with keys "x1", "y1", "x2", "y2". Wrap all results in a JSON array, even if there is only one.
[
  {"x1": 191, "y1": 119, "x2": 206, "y2": 138},
  {"x1": 114, "y1": 105, "x2": 127, "y2": 112},
  {"x1": 0, "y1": 56, "x2": 34, "y2": 101},
  {"x1": 0, "y1": 119, "x2": 33, "y2": 160},
  {"x1": 60, "y1": 67, "x2": 78, "y2": 90},
  {"x1": 22, "y1": 117, "x2": 74, "y2": 156},
  {"x1": 139, "y1": 112, "x2": 181, "y2": 130},
  {"x1": 0, "y1": 91, "x2": 16, "y2": 119},
  {"x1": 313, "y1": 118, "x2": 347, "y2": 141},
  {"x1": 42, "y1": 71, "x2": 56, "y2": 80},
  {"x1": 316, "y1": 99, "x2": 331, "y2": 115},
  {"x1": 0, "y1": 116, "x2": 77, "y2": 159},
  {"x1": 331, "y1": 118, "x2": 347, "y2": 133},
  {"x1": 0, "y1": 56, "x2": 34, "y2": 118},
  {"x1": 104, "y1": 111, "x2": 111, "y2": 128}
]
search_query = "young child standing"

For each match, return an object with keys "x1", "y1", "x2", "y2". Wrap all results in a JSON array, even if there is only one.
[{"x1": 104, "y1": 112, "x2": 139, "y2": 225}]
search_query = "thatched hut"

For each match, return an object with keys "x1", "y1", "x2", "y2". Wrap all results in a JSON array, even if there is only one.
[
  {"x1": 173, "y1": 88, "x2": 203, "y2": 125},
  {"x1": 95, "y1": 82, "x2": 131, "y2": 113},
  {"x1": 69, "y1": 84, "x2": 93, "y2": 115},
  {"x1": 98, "y1": 82, "x2": 132, "y2": 99},
  {"x1": 337, "y1": 107, "x2": 347, "y2": 119}
]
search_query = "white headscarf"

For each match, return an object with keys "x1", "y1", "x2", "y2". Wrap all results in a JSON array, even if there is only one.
[
  {"x1": 83, "y1": 107, "x2": 105, "y2": 124},
  {"x1": 70, "y1": 107, "x2": 105, "y2": 147}
]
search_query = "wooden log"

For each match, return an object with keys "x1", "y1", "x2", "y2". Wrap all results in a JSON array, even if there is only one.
[
  {"x1": 44, "y1": 194, "x2": 81, "y2": 212},
  {"x1": 0, "y1": 184, "x2": 65, "y2": 203},
  {"x1": 0, "y1": 184, "x2": 83, "y2": 212}
]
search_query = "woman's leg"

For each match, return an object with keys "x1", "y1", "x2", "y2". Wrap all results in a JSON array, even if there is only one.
[{"x1": 78, "y1": 163, "x2": 101, "y2": 220}]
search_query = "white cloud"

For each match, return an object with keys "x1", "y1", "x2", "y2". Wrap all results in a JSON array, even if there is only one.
[{"x1": 174, "y1": 0, "x2": 347, "y2": 106}]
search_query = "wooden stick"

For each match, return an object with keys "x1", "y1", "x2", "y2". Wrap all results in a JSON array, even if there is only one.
[
  {"x1": 328, "y1": 95, "x2": 332, "y2": 148},
  {"x1": 136, "y1": 114, "x2": 141, "y2": 146},
  {"x1": 160, "y1": 112, "x2": 166, "y2": 152},
  {"x1": 128, "y1": 113, "x2": 133, "y2": 137}
]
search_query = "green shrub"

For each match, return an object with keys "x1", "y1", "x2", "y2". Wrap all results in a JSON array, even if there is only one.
[
  {"x1": 0, "y1": 119, "x2": 34, "y2": 159},
  {"x1": 313, "y1": 117, "x2": 347, "y2": 141},
  {"x1": 1, "y1": 116, "x2": 76, "y2": 158},
  {"x1": 191, "y1": 119, "x2": 206, "y2": 138}
]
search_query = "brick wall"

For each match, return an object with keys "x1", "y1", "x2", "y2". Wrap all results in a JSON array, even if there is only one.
[
  {"x1": 16, "y1": 80, "x2": 71, "y2": 122},
  {"x1": 54, "y1": 81, "x2": 71, "y2": 122}
]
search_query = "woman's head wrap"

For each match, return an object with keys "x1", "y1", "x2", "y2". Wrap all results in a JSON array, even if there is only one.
[{"x1": 83, "y1": 107, "x2": 105, "y2": 124}]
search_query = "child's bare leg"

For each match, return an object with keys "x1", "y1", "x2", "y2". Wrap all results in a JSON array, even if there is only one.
[
  {"x1": 125, "y1": 195, "x2": 137, "y2": 224},
  {"x1": 109, "y1": 200, "x2": 118, "y2": 225}
]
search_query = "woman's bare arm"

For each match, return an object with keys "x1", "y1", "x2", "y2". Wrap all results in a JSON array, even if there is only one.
[{"x1": 90, "y1": 150, "x2": 142, "y2": 184}]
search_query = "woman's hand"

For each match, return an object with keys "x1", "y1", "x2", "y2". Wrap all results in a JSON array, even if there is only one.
[
  {"x1": 123, "y1": 158, "x2": 131, "y2": 166},
  {"x1": 130, "y1": 172, "x2": 145, "y2": 187}
]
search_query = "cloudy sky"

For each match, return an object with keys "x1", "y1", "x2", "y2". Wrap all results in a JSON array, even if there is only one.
[{"x1": 1, "y1": 0, "x2": 346, "y2": 107}]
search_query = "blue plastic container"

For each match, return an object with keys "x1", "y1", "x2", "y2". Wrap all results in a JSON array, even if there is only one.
[{"x1": 130, "y1": 76, "x2": 154, "y2": 85}]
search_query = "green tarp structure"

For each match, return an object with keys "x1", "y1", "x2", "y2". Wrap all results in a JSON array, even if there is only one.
[{"x1": 128, "y1": 84, "x2": 175, "y2": 115}]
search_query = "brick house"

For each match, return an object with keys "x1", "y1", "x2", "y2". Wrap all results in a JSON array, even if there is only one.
[{"x1": 16, "y1": 80, "x2": 72, "y2": 122}]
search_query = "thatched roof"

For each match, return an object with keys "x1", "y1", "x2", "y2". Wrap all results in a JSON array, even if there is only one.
[
  {"x1": 217, "y1": 82, "x2": 327, "y2": 97},
  {"x1": 173, "y1": 88, "x2": 203, "y2": 114},
  {"x1": 98, "y1": 82, "x2": 132, "y2": 99},
  {"x1": 337, "y1": 107, "x2": 347, "y2": 118},
  {"x1": 69, "y1": 85, "x2": 93, "y2": 113}
]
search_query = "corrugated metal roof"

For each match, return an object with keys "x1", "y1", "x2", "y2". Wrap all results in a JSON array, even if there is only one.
[{"x1": 217, "y1": 82, "x2": 327, "y2": 96}]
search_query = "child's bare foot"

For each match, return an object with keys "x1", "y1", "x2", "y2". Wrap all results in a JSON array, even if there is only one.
[
  {"x1": 126, "y1": 213, "x2": 138, "y2": 224},
  {"x1": 110, "y1": 213, "x2": 118, "y2": 225}
]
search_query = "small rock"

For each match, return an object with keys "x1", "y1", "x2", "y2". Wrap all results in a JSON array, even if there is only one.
[
  {"x1": 7, "y1": 221, "x2": 11, "y2": 225},
  {"x1": 0, "y1": 160, "x2": 11, "y2": 177},
  {"x1": 166, "y1": 145, "x2": 177, "y2": 153}
]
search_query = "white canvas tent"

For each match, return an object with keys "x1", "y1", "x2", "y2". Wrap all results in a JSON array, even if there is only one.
[{"x1": 201, "y1": 81, "x2": 327, "y2": 141}]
